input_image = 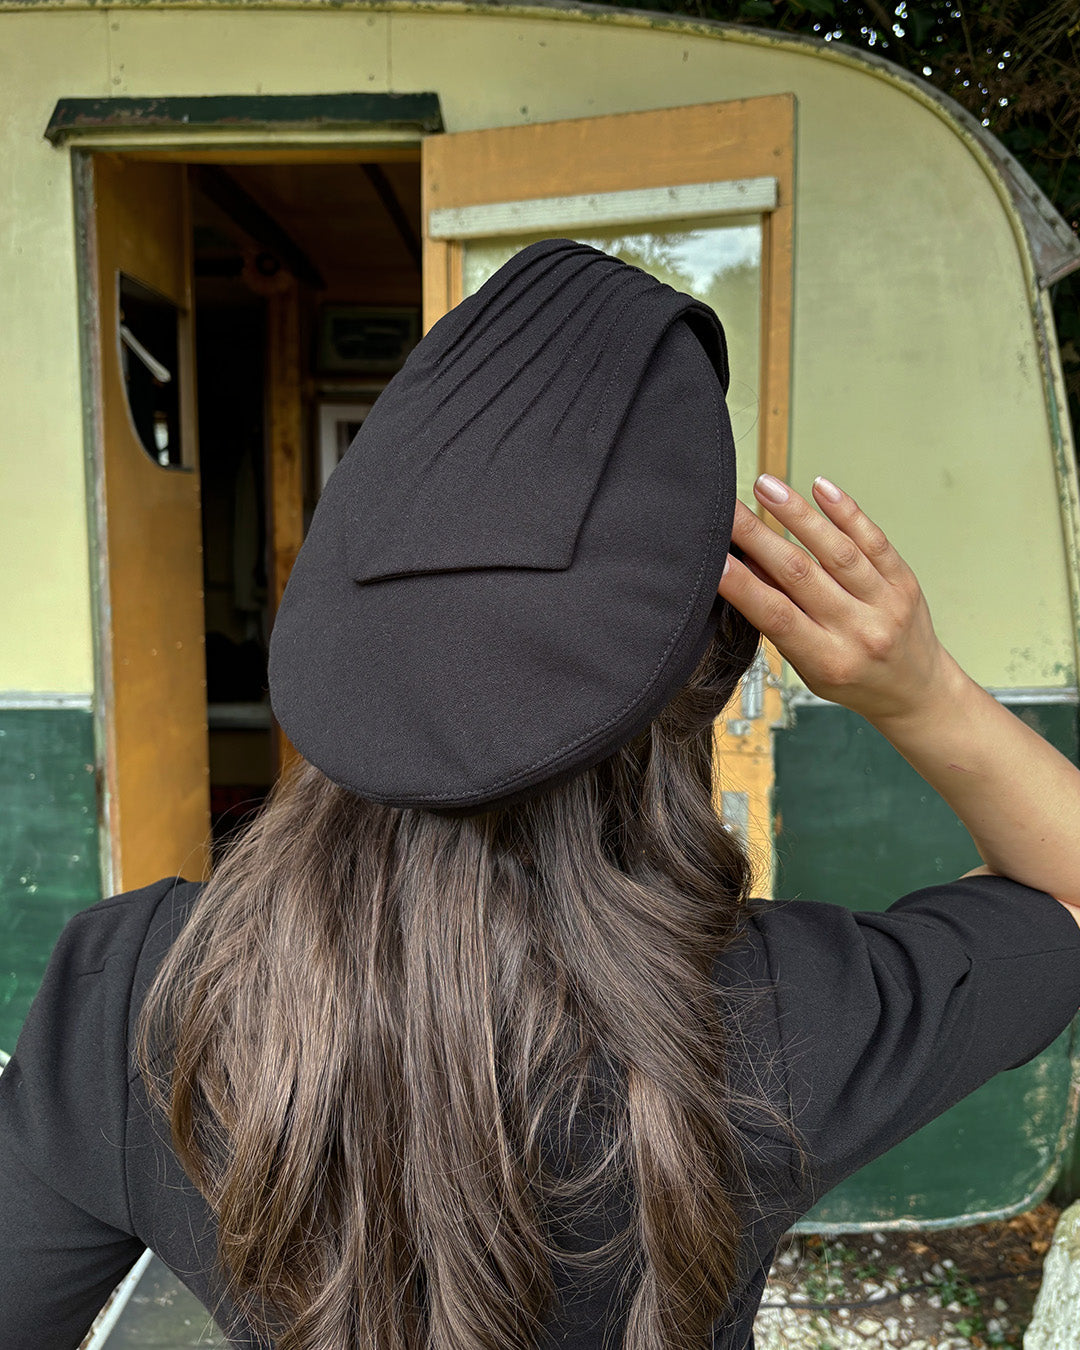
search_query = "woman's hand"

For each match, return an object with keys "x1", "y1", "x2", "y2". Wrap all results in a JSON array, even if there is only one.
[
  {"x1": 716, "y1": 474, "x2": 954, "y2": 726},
  {"x1": 717, "y1": 474, "x2": 1080, "y2": 918}
]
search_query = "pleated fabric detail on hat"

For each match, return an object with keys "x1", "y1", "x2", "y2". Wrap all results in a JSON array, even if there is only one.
[{"x1": 342, "y1": 240, "x2": 729, "y2": 585}]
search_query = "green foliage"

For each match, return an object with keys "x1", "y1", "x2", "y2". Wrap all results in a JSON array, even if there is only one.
[
  {"x1": 789, "y1": 0, "x2": 838, "y2": 16},
  {"x1": 904, "y1": 7, "x2": 937, "y2": 49},
  {"x1": 926, "y1": 1266, "x2": 982, "y2": 1309}
]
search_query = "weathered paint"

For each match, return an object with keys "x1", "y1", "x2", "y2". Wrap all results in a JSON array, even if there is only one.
[
  {"x1": 0, "y1": 1, "x2": 1076, "y2": 696},
  {"x1": 45, "y1": 92, "x2": 444, "y2": 143},
  {"x1": 776, "y1": 696, "x2": 1079, "y2": 907},
  {"x1": 1024, "y1": 1200, "x2": 1080, "y2": 1350},
  {"x1": 0, "y1": 703, "x2": 101, "y2": 1053}
]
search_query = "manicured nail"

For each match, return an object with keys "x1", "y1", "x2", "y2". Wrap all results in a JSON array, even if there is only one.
[
  {"x1": 755, "y1": 473, "x2": 789, "y2": 504},
  {"x1": 722, "y1": 554, "x2": 731, "y2": 578},
  {"x1": 814, "y1": 476, "x2": 843, "y2": 503}
]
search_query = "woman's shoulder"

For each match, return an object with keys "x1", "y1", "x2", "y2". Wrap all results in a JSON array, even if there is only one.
[
  {"x1": 734, "y1": 876, "x2": 1080, "y2": 1081},
  {"x1": 39, "y1": 875, "x2": 206, "y2": 1048},
  {"x1": 49, "y1": 874, "x2": 203, "y2": 968},
  {"x1": 0, "y1": 876, "x2": 204, "y2": 1231},
  {"x1": 4, "y1": 875, "x2": 204, "y2": 1103},
  {"x1": 7, "y1": 875, "x2": 204, "y2": 1080},
  {"x1": 122, "y1": 873, "x2": 205, "y2": 994}
]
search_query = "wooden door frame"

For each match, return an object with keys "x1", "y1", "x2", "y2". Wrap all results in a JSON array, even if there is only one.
[
  {"x1": 421, "y1": 96, "x2": 795, "y2": 891},
  {"x1": 73, "y1": 148, "x2": 115, "y2": 894},
  {"x1": 423, "y1": 95, "x2": 794, "y2": 488},
  {"x1": 67, "y1": 108, "x2": 434, "y2": 892}
]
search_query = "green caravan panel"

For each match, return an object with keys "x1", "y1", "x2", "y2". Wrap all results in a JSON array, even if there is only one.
[
  {"x1": 773, "y1": 699, "x2": 1080, "y2": 1229},
  {"x1": 0, "y1": 708, "x2": 101, "y2": 1054},
  {"x1": 1055, "y1": 1110, "x2": 1080, "y2": 1203}
]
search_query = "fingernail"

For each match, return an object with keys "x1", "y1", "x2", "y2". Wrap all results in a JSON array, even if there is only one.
[
  {"x1": 814, "y1": 476, "x2": 842, "y2": 503},
  {"x1": 722, "y1": 554, "x2": 731, "y2": 578},
  {"x1": 755, "y1": 473, "x2": 789, "y2": 504}
]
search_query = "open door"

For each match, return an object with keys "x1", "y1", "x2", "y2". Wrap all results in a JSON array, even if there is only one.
[
  {"x1": 422, "y1": 98, "x2": 794, "y2": 890},
  {"x1": 89, "y1": 155, "x2": 211, "y2": 890}
]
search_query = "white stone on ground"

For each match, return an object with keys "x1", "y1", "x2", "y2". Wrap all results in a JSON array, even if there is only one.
[{"x1": 754, "y1": 1307, "x2": 892, "y2": 1349}]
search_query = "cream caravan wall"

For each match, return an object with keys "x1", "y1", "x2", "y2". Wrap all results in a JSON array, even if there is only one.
[
  {"x1": 0, "y1": 2, "x2": 1071, "y2": 691},
  {"x1": 0, "y1": 15, "x2": 109, "y2": 694}
]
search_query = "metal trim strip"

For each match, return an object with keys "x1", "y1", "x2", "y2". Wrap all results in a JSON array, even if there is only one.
[
  {"x1": 0, "y1": 692, "x2": 94, "y2": 710},
  {"x1": 428, "y1": 176, "x2": 778, "y2": 239}
]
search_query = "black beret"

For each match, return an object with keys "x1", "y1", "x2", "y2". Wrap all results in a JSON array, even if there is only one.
[{"x1": 268, "y1": 238, "x2": 737, "y2": 812}]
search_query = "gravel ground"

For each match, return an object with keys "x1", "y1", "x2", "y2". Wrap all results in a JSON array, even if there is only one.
[
  {"x1": 83, "y1": 1202, "x2": 1061, "y2": 1348},
  {"x1": 754, "y1": 1201, "x2": 1060, "y2": 1349}
]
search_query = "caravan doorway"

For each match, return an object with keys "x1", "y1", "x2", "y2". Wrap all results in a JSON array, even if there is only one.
[{"x1": 84, "y1": 152, "x2": 422, "y2": 890}]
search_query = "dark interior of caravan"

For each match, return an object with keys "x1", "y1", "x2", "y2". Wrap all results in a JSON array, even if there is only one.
[{"x1": 188, "y1": 159, "x2": 422, "y2": 850}]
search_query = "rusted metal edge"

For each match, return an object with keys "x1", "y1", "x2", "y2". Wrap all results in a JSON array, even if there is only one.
[
  {"x1": 80, "y1": 1248, "x2": 155, "y2": 1350},
  {"x1": 45, "y1": 93, "x2": 444, "y2": 146}
]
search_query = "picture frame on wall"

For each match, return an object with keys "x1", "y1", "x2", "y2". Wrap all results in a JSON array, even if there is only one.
[
  {"x1": 314, "y1": 304, "x2": 420, "y2": 376},
  {"x1": 317, "y1": 400, "x2": 377, "y2": 491}
]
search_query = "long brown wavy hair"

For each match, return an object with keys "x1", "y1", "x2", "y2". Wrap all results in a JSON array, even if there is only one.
[{"x1": 137, "y1": 599, "x2": 799, "y2": 1350}]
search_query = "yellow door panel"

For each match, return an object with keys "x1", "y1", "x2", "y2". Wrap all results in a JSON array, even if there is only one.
[{"x1": 91, "y1": 155, "x2": 211, "y2": 889}]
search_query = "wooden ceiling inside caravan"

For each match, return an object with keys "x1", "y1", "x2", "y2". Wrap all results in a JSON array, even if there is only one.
[{"x1": 191, "y1": 159, "x2": 422, "y2": 306}]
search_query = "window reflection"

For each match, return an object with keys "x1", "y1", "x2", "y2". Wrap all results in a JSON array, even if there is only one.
[{"x1": 118, "y1": 273, "x2": 183, "y2": 468}]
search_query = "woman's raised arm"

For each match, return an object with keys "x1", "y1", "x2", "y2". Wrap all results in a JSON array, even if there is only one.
[{"x1": 717, "y1": 473, "x2": 1080, "y2": 922}]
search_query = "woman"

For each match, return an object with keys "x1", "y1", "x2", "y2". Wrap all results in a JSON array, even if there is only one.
[{"x1": 2, "y1": 240, "x2": 1079, "y2": 1350}]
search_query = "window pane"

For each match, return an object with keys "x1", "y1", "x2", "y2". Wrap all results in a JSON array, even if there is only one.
[{"x1": 118, "y1": 273, "x2": 182, "y2": 468}]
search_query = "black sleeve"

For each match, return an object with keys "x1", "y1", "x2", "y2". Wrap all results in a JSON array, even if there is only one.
[
  {"x1": 0, "y1": 876, "x2": 189, "y2": 1350},
  {"x1": 756, "y1": 874, "x2": 1080, "y2": 1203}
]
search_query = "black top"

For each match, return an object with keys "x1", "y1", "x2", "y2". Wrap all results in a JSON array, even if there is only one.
[{"x1": 2, "y1": 873, "x2": 1080, "y2": 1350}]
